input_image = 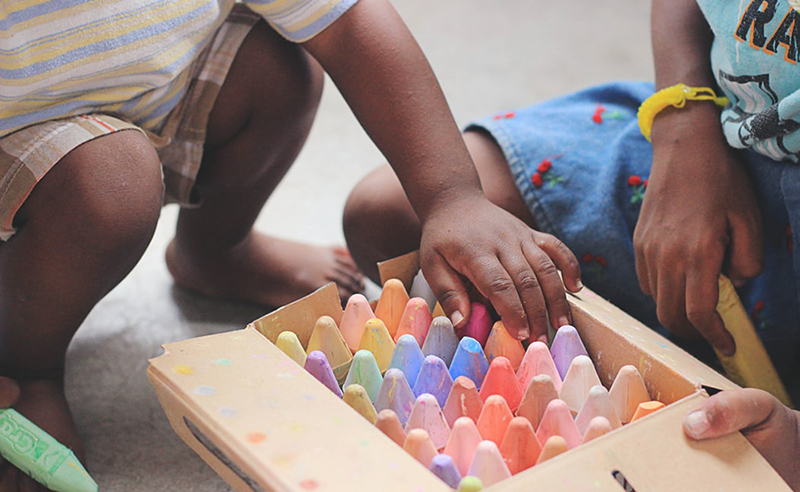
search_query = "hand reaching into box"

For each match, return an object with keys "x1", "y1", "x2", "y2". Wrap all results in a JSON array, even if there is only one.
[{"x1": 684, "y1": 389, "x2": 800, "y2": 491}]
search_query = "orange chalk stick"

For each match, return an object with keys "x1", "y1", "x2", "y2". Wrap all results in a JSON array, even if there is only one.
[
  {"x1": 535, "y1": 435, "x2": 568, "y2": 465},
  {"x1": 479, "y1": 356, "x2": 523, "y2": 412},
  {"x1": 609, "y1": 365, "x2": 651, "y2": 424},
  {"x1": 394, "y1": 297, "x2": 433, "y2": 346},
  {"x1": 376, "y1": 409, "x2": 406, "y2": 447},
  {"x1": 476, "y1": 395, "x2": 514, "y2": 446},
  {"x1": 516, "y1": 374, "x2": 559, "y2": 430},
  {"x1": 484, "y1": 321, "x2": 525, "y2": 371},
  {"x1": 375, "y1": 279, "x2": 410, "y2": 338},
  {"x1": 630, "y1": 400, "x2": 665, "y2": 422},
  {"x1": 403, "y1": 429, "x2": 438, "y2": 468},
  {"x1": 443, "y1": 376, "x2": 484, "y2": 427},
  {"x1": 499, "y1": 416, "x2": 541, "y2": 474},
  {"x1": 306, "y1": 315, "x2": 353, "y2": 384}
]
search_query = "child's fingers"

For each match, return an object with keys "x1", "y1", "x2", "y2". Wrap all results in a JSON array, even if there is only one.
[
  {"x1": 520, "y1": 241, "x2": 572, "y2": 334},
  {"x1": 421, "y1": 253, "x2": 472, "y2": 329},
  {"x1": 531, "y1": 231, "x2": 582, "y2": 293},
  {"x1": 683, "y1": 388, "x2": 778, "y2": 440},
  {"x1": 685, "y1": 267, "x2": 735, "y2": 356},
  {"x1": 457, "y1": 251, "x2": 533, "y2": 341},
  {"x1": 654, "y1": 269, "x2": 693, "y2": 338},
  {"x1": 496, "y1": 248, "x2": 548, "y2": 341}
]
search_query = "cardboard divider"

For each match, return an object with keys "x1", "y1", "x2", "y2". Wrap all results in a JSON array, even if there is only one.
[{"x1": 148, "y1": 256, "x2": 792, "y2": 492}]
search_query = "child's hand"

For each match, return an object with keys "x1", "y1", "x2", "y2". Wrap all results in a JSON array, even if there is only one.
[
  {"x1": 419, "y1": 194, "x2": 582, "y2": 342},
  {"x1": 684, "y1": 388, "x2": 800, "y2": 490},
  {"x1": 633, "y1": 103, "x2": 763, "y2": 355}
]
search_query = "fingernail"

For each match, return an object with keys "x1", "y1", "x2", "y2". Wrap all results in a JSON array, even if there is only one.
[
  {"x1": 537, "y1": 333, "x2": 548, "y2": 344},
  {"x1": 516, "y1": 328, "x2": 530, "y2": 340},
  {"x1": 732, "y1": 278, "x2": 745, "y2": 288},
  {"x1": 575, "y1": 278, "x2": 584, "y2": 290},
  {"x1": 684, "y1": 410, "x2": 710, "y2": 438},
  {"x1": 451, "y1": 311, "x2": 464, "y2": 327},
  {"x1": 558, "y1": 316, "x2": 570, "y2": 329}
]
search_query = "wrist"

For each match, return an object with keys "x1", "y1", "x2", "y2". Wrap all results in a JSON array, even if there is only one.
[
  {"x1": 639, "y1": 84, "x2": 728, "y2": 142},
  {"x1": 650, "y1": 100, "x2": 726, "y2": 148}
]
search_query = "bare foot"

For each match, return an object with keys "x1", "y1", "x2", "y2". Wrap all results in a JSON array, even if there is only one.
[
  {"x1": 0, "y1": 379, "x2": 84, "y2": 492},
  {"x1": 166, "y1": 232, "x2": 365, "y2": 308}
]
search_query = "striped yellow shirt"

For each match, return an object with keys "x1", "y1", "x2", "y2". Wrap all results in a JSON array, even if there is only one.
[{"x1": 0, "y1": 0, "x2": 357, "y2": 137}]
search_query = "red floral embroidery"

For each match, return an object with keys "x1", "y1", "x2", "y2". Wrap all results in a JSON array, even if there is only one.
[
  {"x1": 751, "y1": 300, "x2": 771, "y2": 330},
  {"x1": 493, "y1": 111, "x2": 517, "y2": 120},
  {"x1": 592, "y1": 103, "x2": 626, "y2": 123},
  {"x1": 581, "y1": 253, "x2": 607, "y2": 280},
  {"x1": 628, "y1": 174, "x2": 648, "y2": 204},
  {"x1": 531, "y1": 155, "x2": 565, "y2": 188},
  {"x1": 592, "y1": 104, "x2": 606, "y2": 124}
]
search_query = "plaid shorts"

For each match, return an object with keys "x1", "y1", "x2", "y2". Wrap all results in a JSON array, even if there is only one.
[{"x1": 0, "y1": 5, "x2": 260, "y2": 241}]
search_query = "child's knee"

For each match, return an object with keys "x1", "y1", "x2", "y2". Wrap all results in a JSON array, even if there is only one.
[
  {"x1": 343, "y1": 165, "x2": 418, "y2": 254},
  {"x1": 21, "y1": 130, "x2": 163, "y2": 254}
]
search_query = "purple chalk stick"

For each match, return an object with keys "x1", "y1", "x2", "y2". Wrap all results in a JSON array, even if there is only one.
[
  {"x1": 375, "y1": 368, "x2": 417, "y2": 426},
  {"x1": 304, "y1": 351, "x2": 343, "y2": 397},
  {"x1": 412, "y1": 355, "x2": 454, "y2": 408},
  {"x1": 422, "y1": 316, "x2": 459, "y2": 366},
  {"x1": 550, "y1": 324, "x2": 589, "y2": 380},
  {"x1": 429, "y1": 454, "x2": 462, "y2": 488}
]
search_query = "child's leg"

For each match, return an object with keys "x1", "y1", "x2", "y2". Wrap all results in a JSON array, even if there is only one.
[
  {"x1": 0, "y1": 130, "x2": 163, "y2": 477},
  {"x1": 166, "y1": 21, "x2": 364, "y2": 307},
  {"x1": 343, "y1": 130, "x2": 534, "y2": 283}
]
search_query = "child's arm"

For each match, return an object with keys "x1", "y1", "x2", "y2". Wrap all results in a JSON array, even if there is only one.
[
  {"x1": 683, "y1": 389, "x2": 800, "y2": 491},
  {"x1": 302, "y1": 0, "x2": 582, "y2": 340},
  {"x1": 633, "y1": 0, "x2": 763, "y2": 355}
]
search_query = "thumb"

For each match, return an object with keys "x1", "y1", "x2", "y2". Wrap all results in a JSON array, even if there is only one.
[
  {"x1": 421, "y1": 257, "x2": 472, "y2": 330},
  {"x1": 0, "y1": 376, "x2": 20, "y2": 408},
  {"x1": 683, "y1": 388, "x2": 777, "y2": 440}
]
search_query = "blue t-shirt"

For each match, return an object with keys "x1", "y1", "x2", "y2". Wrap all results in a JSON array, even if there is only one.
[{"x1": 697, "y1": 0, "x2": 800, "y2": 162}]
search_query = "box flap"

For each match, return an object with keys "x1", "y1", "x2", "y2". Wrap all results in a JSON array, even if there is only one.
[{"x1": 249, "y1": 282, "x2": 344, "y2": 346}]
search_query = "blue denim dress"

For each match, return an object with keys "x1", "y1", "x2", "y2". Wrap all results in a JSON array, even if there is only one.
[{"x1": 467, "y1": 81, "x2": 800, "y2": 401}]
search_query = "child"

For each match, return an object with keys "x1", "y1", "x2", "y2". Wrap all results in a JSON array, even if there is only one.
[
  {"x1": 344, "y1": 0, "x2": 800, "y2": 403},
  {"x1": 0, "y1": 0, "x2": 585, "y2": 488}
]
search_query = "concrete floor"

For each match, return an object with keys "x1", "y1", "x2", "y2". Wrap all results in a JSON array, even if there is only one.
[{"x1": 68, "y1": 1, "x2": 653, "y2": 490}]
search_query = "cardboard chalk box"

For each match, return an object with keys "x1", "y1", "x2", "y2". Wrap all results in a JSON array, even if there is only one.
[{"x1": 147, "y1": 252, "x2": 792, "y2": 492}]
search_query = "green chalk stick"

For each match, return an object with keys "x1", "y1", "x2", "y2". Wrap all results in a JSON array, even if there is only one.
[{"x1": 0, "y1": 408, "x2": 97, "y2": 492}]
